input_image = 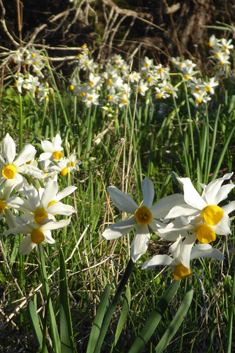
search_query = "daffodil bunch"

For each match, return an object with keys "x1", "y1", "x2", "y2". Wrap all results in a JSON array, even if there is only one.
[
  {"x1": 102, "y1": 174, "x2": 233, "y2": 280},
  {"x1": 0, "y1": 133, "x2": 78, "y2": 255}
]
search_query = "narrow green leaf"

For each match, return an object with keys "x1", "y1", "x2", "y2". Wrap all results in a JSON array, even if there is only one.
[
  {"x1": 28, "y1": 301, "x2": 48, "y2": 353},
  {"x1": 86, "y1": 284, "x2": 111, "y2": 353},
  {"x1": 227, "y1": 268, "x2": 235, "y2": 353},
  {"x1": 38, "y1": 244, "x2": 61, "y2": 353},
  {"x1": 154, "y1": 286, "x2": 194, "y2": 352},
  {"x1": 60, "y1": 248, "x2": 75, "y2": 353},
  {"x1": 128, "y1": 280, "x2": 180, "y2": 353},
  {"x1": 113, "y1": 286, "x2": 131, "y2": 348},
  {"x1": 211, "y1": 123, "x2": 235, "y2": 180}
]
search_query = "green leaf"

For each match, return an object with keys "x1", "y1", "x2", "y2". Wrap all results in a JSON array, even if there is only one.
[
  {"x1": 60, "y1": 248, "x2": 75, "y2": 353},
  {"x1": 128, "y1": 280, "x2": 180, "y2": 353},
  {"x1": 86, "y1": 284, "x2": 111, "y2": 353},
  {"x1": 113, "y1": 286, "x2": 131, "y2": 348},
  {"x1": 27, "y1": 301, "x2": 48, "y2": 353},
  {"x1": 38, "y1": 244, "x2": 61, "y2": 353},
  {"x1": 0, "y1": 270, "x2": 6, "y2": 282},
  {"x1": 154, "y1": 286, "x2": 194, "y2": 352}
]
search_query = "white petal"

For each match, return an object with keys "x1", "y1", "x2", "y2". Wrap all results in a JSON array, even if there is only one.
[
  {"x1": 212, "y1": 213, "x2": 231, "y2": 235},
  {"x1": 107, "y1": 186, "x2": 138, "y2": 214},
  {"x1": 214, "y1": 184, "x2": 235, "y2": 205},
  {"x1": 151, "y1": 194, "x2": 185, "y2": 219},
  {"x1": 52, "y1": 134, "x2": 63, "y2": 150},
  {"x1": 41, "y1": 140, "x2": 54, "y2": 153},
  {"x1": 19, "y1": 235, "x2": 36, "y2": 255},
  {"x1": 102, "y1": 217, "x2": 137, "y2": 240},
  {"x1": 178, "y1": 235, "x2": 197, "y2": 270},
  {"x1": 41, "y1": 217, "x2": 71, "y2": 231},
  {"x1": 2, "y1": 134, "x2": 16, "y2": 164},
  {"x1": 44, "y1": 230, "x2": 55, "y2": 244},
  {"x1": 222, "y1": 201, "x2": 235, "y2": 215},
  {"x1": 56, "y1": 186, "x2": 77, "y2": 201},
  {"x1": 14, "y1": 144, "x2": 36, "y2": 166},
  {"x1": 178, "y1": 177, "x2": 207, "y2": 210},
  {"x1": 190, "y1": 243, "x2": 224, "y2": 261},
  {"x1": 17, "y1": 165, "x2": 45, "y2": 179},
  {"x1": 4, "y1": 222, "x2": 33, "y2": 235},
  {"x1": 203, "y1": 173, "x2": 233, "y2": 204},
  {"x1": 142, "y1": 178, "x2": 154, "y2": 208},
  {"x1": 169, "y1": 235, "x2": 183, "y2": 259},
  {"x1": 7, "y1": 196, "x2": 34, "y2": 212},
  {"x1": 141, "y1": 254, "x2": 173, "y2": 270},
  {"x1": 5, "y1": 209, "x2": 17, "y2": 229},
  {"x1": 47, "y1": 203, "x2": 76, "y2": 215},
  {"x1": 39, "y1": 152, "x2": 53, "y2": 161},
  {"x1": 164, "y1": 204, "x2": 199, "y2": 219},
  {"x1": 131, "y1": 225, "x2": 150, "y2": 262},
  {"x1": 41, "y1": 180, "x2": 58, "y2": 207}
]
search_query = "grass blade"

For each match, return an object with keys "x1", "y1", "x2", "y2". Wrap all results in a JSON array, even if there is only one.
[
  {"x1": 86, "y1": 284, "x2": 111, "y2": 353},
  {"x1": 60, "y1": 248, "x2": 75, "y2": 353}
]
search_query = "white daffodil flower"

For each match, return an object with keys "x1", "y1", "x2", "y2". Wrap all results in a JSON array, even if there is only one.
[
  {"x1": 48, "y1": 158, "x2": 71, "y2": 177},
  {"x1": 102, "y1": 178, "x2": 184, "y2": 262},
  {"x1": 4, "y1": 218, "x2": 71, "y2": 255},
  {"x1": 164, "y1": 173, "x2": 235, "y2": 244},
  {"x1": 7, "y1": 180, "x2": 76, "y2": 223},
  {"x1": 39, "y1": 134, "x2": 64, "y2": 162},
  {"x1": 0, "y1": 133, "x2": 45, "y2": 187},
  {"x1": 142, "y1": 235, "x2": 224, "y2": 280}
]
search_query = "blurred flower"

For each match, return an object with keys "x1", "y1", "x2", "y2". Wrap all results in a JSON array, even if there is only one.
[{"x1": 4, "y1": 218, "x2": 71, "y2": 255}]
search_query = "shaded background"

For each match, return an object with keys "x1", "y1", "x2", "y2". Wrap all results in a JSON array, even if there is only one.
[{"x1": 1, "y1": 0, "x2": 235, "y2": 75}]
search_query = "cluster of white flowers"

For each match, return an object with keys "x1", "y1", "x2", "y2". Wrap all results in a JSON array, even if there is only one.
[
  {"x1": 12, "y1": 46, "x2": 49, "y2": 101},
  {"x1": 70, "y1": 44, "x2": 178, "y2": 108},
  {"x1": 102, "y1": 175, "x2": 234, "y2": 280},
  {"x1": 71, "y1": 36, "x2": 233, "y2": 108},
  {"x1": 0, "y1": 133, "x2": 79, "y2": 255},
  {"x1": 171, "y1": 35, "x2": 233, "y2": 105}
]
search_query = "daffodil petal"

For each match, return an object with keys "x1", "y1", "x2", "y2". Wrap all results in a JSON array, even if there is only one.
[
  {"x1": 141, "y1": 254, "x2": 173, "y2": 270},
  {"x1": 107, "y1": 186, "x2": 138, "y2": 213},
  {"x1": 19, "y1": 235, "x2": 36, "y2": 255},
  {"x1": 41, "y1": 217, "x2": 71, "y2": 231},
  {"x1": 41, "y1": 141, "x2": 54, "y2": 153},
  {"x1": 39, "y1": 152, "x2": 53, "y2": 161},
  {"x1": 222, "y1": 201, "x2": 235, "y2": 215},
  {"x1": 178, "y1": 177, "x2": 207, "y2": 210},
  {"x1": 2, "y1": 134, "x2": 16, "y2": 164},
  {"x1": 214, "y1": 184, "x2": 235, "y2": 205},
  {"x1": 151, "y1": 194, "x2": 184, "y2": 219},
  {"x1": 202, "y1": 173, "x2": 233, "y2": 204},
  {"x1": 48, "y1": 203, "x2": 76, "y2": 215},
  {"x1": 44, "y1": 230, "x2": 55, "y2": 244},
  {"x1": 142, "y1": 178, "x2": 154, "y2": 208},
  {"x1": 212, "y1": 213, "x2": 231, "y2": 235},
  {"x1": 190, "y1": 243, "x2": 224, "y2": 261},
  {"x1": 56, "y1": 186, "x2": 77, "y2": 201},
  {"x1": 177, "y1": 235, "x2": 197, "y2": 270},
  {"x1": 164, "y1": 204, "x2": 199, "y2": 219},
  {"x1": 102, "y1": 217, "x2": 137, "y2": 240},
  {"x1": 131, "y1": 224, "x2": 150, "y2": 262},
  {"x1": 41, "y1": 180, "x2": 58, "y2": 208},
  {"x1": 14, "y1": 144, "x2": 36, "y2": 166}
]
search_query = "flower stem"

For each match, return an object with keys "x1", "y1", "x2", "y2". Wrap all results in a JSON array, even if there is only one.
[
  {"x1": 18, "y1": 93, "x2": 23, "y2": 326},
  {"x1": 93, "y1": 258, "x2": 136, "y2": 353}
]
